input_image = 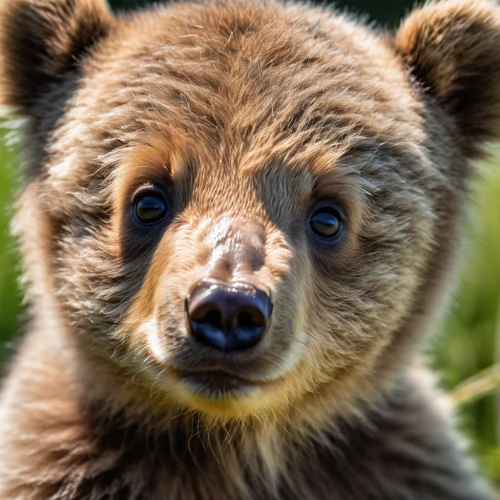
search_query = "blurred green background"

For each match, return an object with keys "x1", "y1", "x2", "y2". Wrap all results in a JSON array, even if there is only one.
[{"x1": 1, "y1": 0, "x2": 499, "y2": 488}]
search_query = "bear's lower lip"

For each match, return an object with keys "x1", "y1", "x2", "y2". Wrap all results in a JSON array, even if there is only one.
[{"x1": 180, "y1": 370, "x2": 259, "y2": 393}]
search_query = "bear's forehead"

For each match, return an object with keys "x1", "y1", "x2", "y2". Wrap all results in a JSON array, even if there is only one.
[{"x1": 49, "y1": 1, "x2": 427, "y2": 183}]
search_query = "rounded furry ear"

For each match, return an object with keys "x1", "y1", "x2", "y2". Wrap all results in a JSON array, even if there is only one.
[
  {"x1": 395, "y1": 0, "x2": 500, "y2": 157},
  {"x1": 0, "y1": 0, "x2": 113, "y2": 115}
]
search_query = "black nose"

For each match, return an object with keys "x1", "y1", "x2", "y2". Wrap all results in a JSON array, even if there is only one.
[{"x1": 186, "y1": 282, "x2": 272, "y2": 351}]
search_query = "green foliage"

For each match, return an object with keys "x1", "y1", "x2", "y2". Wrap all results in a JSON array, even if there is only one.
[
  {"x1": 0, "y1": 132, "x2": 21, "y2": 363},
  {"x1": 428, "y1": 153, "x2": 500, "y2": 485}
]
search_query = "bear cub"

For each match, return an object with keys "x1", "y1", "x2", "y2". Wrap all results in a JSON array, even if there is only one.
[{"x1": 0, "y1": 0, "x2": 499, "y2": 498}]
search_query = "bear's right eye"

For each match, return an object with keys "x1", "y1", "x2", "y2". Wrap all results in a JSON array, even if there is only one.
[{"x1": 133, "y1": 188, "x2": 168, "y2": 225}]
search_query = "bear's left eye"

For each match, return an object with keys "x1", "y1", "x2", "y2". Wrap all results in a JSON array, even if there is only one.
[
  {"x1": 309, "y1": 205, "x2": 343, "y2": 240},
  {"x1": 133, "y1": 188, "x2": 168, "y2": 225}
]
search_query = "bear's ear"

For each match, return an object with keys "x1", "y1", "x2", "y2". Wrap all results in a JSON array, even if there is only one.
[
  {"x1": 395, "y1": 0, "x2": 500, "y2": 157},
  {"x1": 0, "y1": 0, "x2": 113, "y2": 115}
]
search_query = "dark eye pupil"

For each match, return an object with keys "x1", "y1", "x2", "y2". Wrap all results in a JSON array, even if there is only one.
[
  {"x1": 135, "y1": 195, "x2": 167, "y2": 224},
  {"x1": 310, "y1": 209, "x2": 341, "y2": 238}
]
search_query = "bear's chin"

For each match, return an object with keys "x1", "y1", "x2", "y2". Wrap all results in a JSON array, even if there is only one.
[{"x1": 170, "y1": 373, "x2": 274, "y2": 419}]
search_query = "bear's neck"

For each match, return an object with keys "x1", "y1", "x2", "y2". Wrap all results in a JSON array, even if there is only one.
[{"x1": 0, "y1": 323, "x2": 489, "y2": 500}]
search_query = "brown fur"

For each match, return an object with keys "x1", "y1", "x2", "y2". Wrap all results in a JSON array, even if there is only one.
[{"x1": 0, "y1": 0, "x2": 499, "y2": 498}]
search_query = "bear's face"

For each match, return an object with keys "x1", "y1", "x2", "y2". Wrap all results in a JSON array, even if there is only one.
[{"x1": 2, "y1": 0, "x2": 500, "y2": 424}]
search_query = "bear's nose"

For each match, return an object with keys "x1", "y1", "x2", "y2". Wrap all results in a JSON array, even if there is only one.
[{"x1": 186, "y1": 281, "x2": 272, "y2": 351}]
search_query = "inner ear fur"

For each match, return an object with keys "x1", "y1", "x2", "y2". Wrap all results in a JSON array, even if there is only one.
[
  {"x1": 0, "y1": 0, "x2": 113, "y2": 115},
  {"x1": 395, "y1": 0, "x2": 500, "y2": 157}
]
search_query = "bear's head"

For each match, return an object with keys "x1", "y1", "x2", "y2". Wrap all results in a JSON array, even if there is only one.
[{"x1": 1, "y1": 0, "x2": 500, "y2": 429}]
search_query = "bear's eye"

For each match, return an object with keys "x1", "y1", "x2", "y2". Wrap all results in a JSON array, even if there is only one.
[
  {"x1": 309, "y1": 205, "x2": 343, "y2": 239},
  {"x1": 133, "y1": 188, "x2": 168, "y2": 225}
]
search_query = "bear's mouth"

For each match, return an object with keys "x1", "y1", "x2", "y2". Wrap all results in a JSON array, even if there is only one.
[{"x1": 177, "y1": 369, "x2": 262, "y2": 394}]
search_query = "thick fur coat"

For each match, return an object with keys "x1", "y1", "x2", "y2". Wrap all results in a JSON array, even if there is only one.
[{"x1": 0, "y1": 0, "x2": 499, "y2": 498}]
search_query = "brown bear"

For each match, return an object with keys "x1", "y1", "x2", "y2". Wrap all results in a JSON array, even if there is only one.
[{"x1": 0, "y1": 0, "x2": 499, "y2": 498}]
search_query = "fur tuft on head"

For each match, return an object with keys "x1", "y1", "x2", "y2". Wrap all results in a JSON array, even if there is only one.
[{"x1": 396, "y1": 0, "x2": 500, "y2": 157}]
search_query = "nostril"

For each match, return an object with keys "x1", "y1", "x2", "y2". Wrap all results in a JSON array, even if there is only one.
[
  {"x1": 236, "y1": 310, "x2": 265, "y2": 329},
  {"x1": 201, "y1": 309, "x2": 222, "y2": 329},
  {"x1": 237, "y1": 311, "x2": 254, "y2": 328}
]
